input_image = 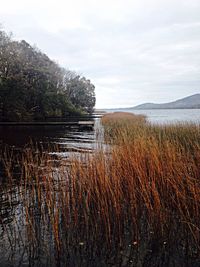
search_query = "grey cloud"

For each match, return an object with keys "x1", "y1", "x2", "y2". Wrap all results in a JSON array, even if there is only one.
[{"x1": 1, "y1": 0, "x2": 200, "y2": 108}]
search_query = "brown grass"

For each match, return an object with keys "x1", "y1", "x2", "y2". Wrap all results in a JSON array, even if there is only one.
[{"x1": 0, "y1": 112, "x2": 200, "y2": 266}]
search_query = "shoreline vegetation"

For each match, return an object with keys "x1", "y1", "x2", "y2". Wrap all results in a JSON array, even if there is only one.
[
  {"x1": 0, "y1": 29, "x2": 95, "y2": 122},
  {"x1": 0, "y1": 112, "x2": 200, "y2": 266}
]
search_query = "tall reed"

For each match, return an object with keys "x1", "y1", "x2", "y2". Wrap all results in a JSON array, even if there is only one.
[{"x1": 0, "y1": 112, "x2": 200, "y2": 266}]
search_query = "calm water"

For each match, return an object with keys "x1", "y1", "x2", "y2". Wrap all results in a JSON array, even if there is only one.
[
  {"x1": 1, "y1": 110, "x2": 200, "y2": 150},
  {"x1": 109, "y1": 109, "x2": 200, "y2": 124},
  {"x1": 0, "y1": 119, "x2": 106, "y2": 267},
  {"x1": 0, "y1": 118, "x2": 104, "y2": 153}
]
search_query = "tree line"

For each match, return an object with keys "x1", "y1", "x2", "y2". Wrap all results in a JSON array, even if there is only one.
[{"x1": 0, "y1": 29, "x2": 96, "y2": 121}]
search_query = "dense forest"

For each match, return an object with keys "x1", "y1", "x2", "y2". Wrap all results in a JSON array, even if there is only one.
[{"x1": 0, "y1": 29, "x2": 96, "y2": 121}]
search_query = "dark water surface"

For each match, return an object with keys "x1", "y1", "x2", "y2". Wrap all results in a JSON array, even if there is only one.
[
  {"x1": 0, "y1": 119, "x2": 107, "y2": 267},
  {"x1": 0, "y1": 117, "x2": 106, "y2": 159},
  {"x1": 0, "y1": 122, "x2": 96, "y2": 149}
]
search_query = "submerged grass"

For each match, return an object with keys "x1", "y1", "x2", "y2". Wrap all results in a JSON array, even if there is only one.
[{"x1": 0, "y1": 112, "x2": 200, "y2": 266}]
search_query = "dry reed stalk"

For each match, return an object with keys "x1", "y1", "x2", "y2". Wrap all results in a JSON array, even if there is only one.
[{"x1": 0, "y1": 112, "x2": 200, "y2": 265}]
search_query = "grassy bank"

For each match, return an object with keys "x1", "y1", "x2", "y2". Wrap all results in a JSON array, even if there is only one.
[{"x1": 0, "y1": 112, "x2": 200, "y2": 266}]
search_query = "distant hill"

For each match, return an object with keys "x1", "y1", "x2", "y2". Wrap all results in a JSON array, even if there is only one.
[{"x1": 132, "y1": 94, "x2": 200, "y2": 109}]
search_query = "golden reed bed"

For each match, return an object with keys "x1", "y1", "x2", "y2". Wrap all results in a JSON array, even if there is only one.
[{"x1": 0, "y1": 112, "x2": 200, "y2": 266}]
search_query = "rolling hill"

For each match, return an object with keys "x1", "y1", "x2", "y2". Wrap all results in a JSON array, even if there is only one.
[{"x1": 132, "y1": 94, "x2": 200, "y2": 109}]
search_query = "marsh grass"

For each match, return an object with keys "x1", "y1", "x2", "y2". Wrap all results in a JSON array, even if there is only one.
[{"x1": 0, "y1": 112, "x2": 200, "y2": 266}]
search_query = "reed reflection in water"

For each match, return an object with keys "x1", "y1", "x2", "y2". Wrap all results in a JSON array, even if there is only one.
[
  {"x1": 1, "y1": 115, "x2": 200, "y2": 267},
  {"x1": 0, "y1": 119, "x2": 111, "y2": 267}
]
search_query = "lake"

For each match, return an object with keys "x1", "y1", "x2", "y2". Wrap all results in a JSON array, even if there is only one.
[
  {"x1": 108, "y1": 109, "x2": 200, "y2": 124},
  {"x1": 1, "y1": 109, "x2": 200, "y2": 150},
  {"x1": 0, "y1": 118, "x2": 106, "y2": 267},
  {"x1": 0, "y1": 118, "x2": 104, "y2": 152}
]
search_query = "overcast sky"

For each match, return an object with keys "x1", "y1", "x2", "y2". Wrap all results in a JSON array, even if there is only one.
[{"x1": 0, "y1": 0, "x2": 200, "y2": 108}]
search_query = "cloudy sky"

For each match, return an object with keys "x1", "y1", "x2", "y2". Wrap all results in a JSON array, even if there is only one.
[{"x1": 0, "y1": 0, "x2": 200, "y2": 108}]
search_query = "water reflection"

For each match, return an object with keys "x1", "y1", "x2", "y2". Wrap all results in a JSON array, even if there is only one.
[
  {"x1": 0, "y1": 118, "x2": 111, "y2": 266},
  {"x1": 0, "y1": 118, "x2": 105, "y2": 152}
]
